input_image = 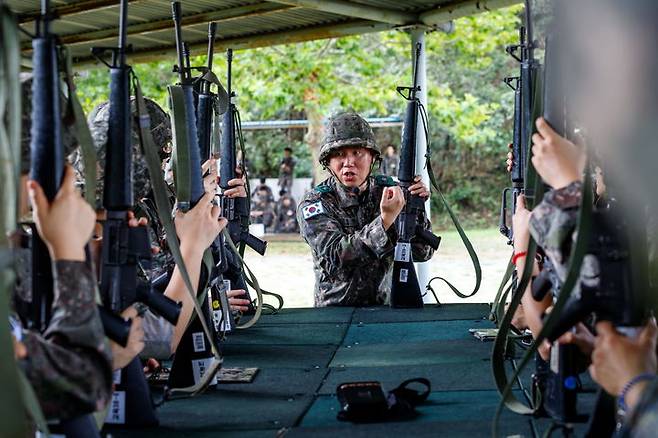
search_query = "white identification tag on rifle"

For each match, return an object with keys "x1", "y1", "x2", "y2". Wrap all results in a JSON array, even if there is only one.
[
  {"x1": 192, "y1": 358, "x2": 218, "y2": 386},
  {"x1": 394, "y1": 242, "x2": 411, "y2": 262},
  {"x1": 192, "y1": 332, "x2": 206, "y2": 353},
  {"x1": 104, "y1": 390, "x2": 126, "y2": 424},
  {"x1": 399, "y1": 269, "x2": 409, "y2": 283}
]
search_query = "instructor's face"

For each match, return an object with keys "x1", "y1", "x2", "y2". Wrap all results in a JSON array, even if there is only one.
[{"x1": 328, "y1": 147, "x2": 373, "y2": 188}]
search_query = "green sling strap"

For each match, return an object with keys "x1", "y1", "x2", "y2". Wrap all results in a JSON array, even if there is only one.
[
  {"x1": 417, "y1": 104, "x2": 482, "y2": 300},
  {"x1": 133, "y1": 75, "x2": 222, "y2": 398}
]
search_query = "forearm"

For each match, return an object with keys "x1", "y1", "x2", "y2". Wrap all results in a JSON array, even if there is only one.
[
  {"x1": 164, "y1": 243, "x2": 204, "y2": 353},
  {"x1": 519, "y1": 261, "x2": 551, "y2": 337}
]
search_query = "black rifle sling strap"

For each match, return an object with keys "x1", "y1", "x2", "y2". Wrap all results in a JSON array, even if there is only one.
[
  {"x1": 60, "y1": 47, "x2": 97, "y2": 208},
  {"x1": 133, "y1": 75, "x2": 222, "y2": 397},
  {"x1": 418, "y1": 104, "x2": 482, "y2": 299}
]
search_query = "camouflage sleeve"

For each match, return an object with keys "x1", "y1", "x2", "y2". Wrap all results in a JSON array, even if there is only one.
[
  {"x1": 621, "y1": 377, "x2": 658, "y2": 437},
  {"x1": 19, "y1": 261, "x2": 113, "y2": 420},
  {"x1": 411, "y1": 211, "x2": 435, "y2": 262},
  {"x1": 298, "y1": 200, "x2": 395, "y2": 276},
  {"x1": 529, "y1": 181, "x2": 582, "y2": 266}
]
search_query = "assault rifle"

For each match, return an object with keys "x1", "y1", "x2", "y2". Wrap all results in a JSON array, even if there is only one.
[
  {"x1": 220, "y1": 49, "x2": 267, "y2": 257},
  {"x1": 92, "y1": 0, "x2": 180, "y2": 427},
  {"x1": 390, "y1": 43, "x2": 441, "y2": 308},
  {"x1": 499, "y1": 25, "x2": 535, "y2": 244},
  {"x1": 28, "y1": 0, "x2": 63, "y2": 332}
]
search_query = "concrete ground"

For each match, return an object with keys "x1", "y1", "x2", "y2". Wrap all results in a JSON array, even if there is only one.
[{"x1": 243, "y1": 228, "x2": 511, "y2": 308}]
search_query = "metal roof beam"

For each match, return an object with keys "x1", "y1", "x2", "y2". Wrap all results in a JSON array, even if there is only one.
[
  {"x1": 269, "y1": 0, "x2": 418, "y2": 25},
  {"x1": 18, "y1": 0, "x2": 139, "y2": 24},
  {"x1": 46, "y1": 3, "x2": 295, "y2": 47},
  {"x1": 74, "y1": 19, "x2": 393, "y2": 68},
  {"x1": 419, "y1": 0, "x2": 521, "y2": 25}
]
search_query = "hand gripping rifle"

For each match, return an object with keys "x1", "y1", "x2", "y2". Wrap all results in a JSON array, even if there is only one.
[
  {"x1": 166, "y1": 1, "x2": 226, "y2": 392},
  {"x1": 28, "y1": 0, "x2": 64, "y2": 332},
  {"x1": 390, "y1": 43, "x2": 441, "y2": 308},
  {"x1": 499, "y1": 25, "x2": 534, "y2": 244},
  {"x1": 91, "y1": 0, "x2": 180, "y2": 427}
]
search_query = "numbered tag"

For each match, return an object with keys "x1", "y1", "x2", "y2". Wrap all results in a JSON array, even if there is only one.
[
  {"x1": 192, "y1": 332, "x2": 206, "y2": 353},
  {"x1": 394, "y1": 242, "x2": 411, "y2": 262},
  {"x1": 399, "y1": 268, "x2": 409, "y2": 283},
  {"x1": 192, "y1": 358, "x2": 218, "y2": 386},
  {"x1": 104, "y1": 390, "x2": 126, "y2": 424}
]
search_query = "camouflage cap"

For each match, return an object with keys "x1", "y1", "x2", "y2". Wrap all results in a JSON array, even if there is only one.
[
  {"x1": 73, "y1": 97, "x2": 172, "y2": 207},
  {"x1": 318, "y1": 112, "x2": 379, "y2": 165},
  {"x1": 20, "y1": 73, "x2": 79, "y2": 174}
]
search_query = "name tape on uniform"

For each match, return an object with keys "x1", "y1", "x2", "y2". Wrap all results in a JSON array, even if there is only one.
[{"x1": 302, "y1": 201, "x2": 325, "y2": 219}]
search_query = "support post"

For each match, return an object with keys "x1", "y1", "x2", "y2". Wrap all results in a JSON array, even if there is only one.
[{"x1": 410, "y1": 28, "x2": 432, "y2": 303}]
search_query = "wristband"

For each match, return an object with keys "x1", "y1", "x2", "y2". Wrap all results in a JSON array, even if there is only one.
[
  {"x1": 512, "y1": 251, "x2": 527, "y2": 266},
  {"x1": 618, "y1": 372, "x2": 656, "y2": 412}
]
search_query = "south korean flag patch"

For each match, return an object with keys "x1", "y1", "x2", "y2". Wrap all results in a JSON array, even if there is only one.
[{"x1": 302, "y1": 201, "x2": 325, "y2": 220}]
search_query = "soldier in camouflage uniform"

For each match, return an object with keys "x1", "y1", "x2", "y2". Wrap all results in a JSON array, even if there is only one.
[
  {"x1": 274, "y1": 191, "x2": 298, "y2": 233},
  {"x1": 250, "y1": 184, "x2": 275, "y2": 231},
  {"x1": 278, "y1": 147, "x2": 296, "y2": 193},
  {"x1": 298, "y1": 112, "x2": 434, "y2": 307},
  {"x1": 12, "y1": 166, "x2": 113, "y2": 421},
  {"x1": 380, "y1": 144, "x2": 400, "y2": 177}
]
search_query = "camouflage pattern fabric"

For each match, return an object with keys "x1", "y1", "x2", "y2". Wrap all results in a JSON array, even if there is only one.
[
  {"x1": 17, "y1": 261, "x2": 113, "y2": 420},
  {"x1": 318, "y1": 112, "x2": 380, "y2": 165},
  {"x1": 298, "y1": 175, "x2": 434, "y2": 307},
  {"x1": 72, "y1": 97, "x2": 172, "y2": 208},
  {"x1": 274, "y1": 195, "x2": 298, "y2": 233},
  {"x1": 278, "y1": 156, "x2": 296, "y2": 192},
  {"x1": 620, "y1": 377, "x2": 658, "y2": 437},
  {"x1": 381, "y1": 153, "x2": 400, "y2": 177},
  {"x1": 250, "y1": 191, "x2": 275, "y2": 231},
  {"x1": 20, "y1": 73, "x2": 78, "y2": 174}
]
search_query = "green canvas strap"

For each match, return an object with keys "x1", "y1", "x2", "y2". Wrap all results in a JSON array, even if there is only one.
[
  {"x1": 488, "y1": 256, "x2": 514, "y2": 323},
  {"x1": 59, "y1": 46, "x2": 97, "y2": 208},
  {"x1": 168, "y1": 85, "x2": 192, "y2": 210},
  {"x1": 221, "y1": 228, "x2": 264, "y2": 329},
  {"x1": 133, "y1": 75, "x2": 222, "y2": 397},
  {"x1": 425, "y1": 158, "x2": 482, "y2": 298},
  {"x1": 0, "y1": 7, "x2": 49, "y2": 436}
]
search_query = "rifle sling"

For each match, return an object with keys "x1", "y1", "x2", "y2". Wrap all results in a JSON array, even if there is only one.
[
  {"x1": 133, "y1": 75, "x2": 222, "y2": 398},
  {"x1": 169, "y1": 85, "x2": 192, "y2": 209}
]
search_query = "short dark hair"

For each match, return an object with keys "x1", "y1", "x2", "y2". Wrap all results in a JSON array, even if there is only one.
[
  {"x1": 259, "y1": 177, "x2": 266, "y2": 184},
  {"x1": 284, "y1": 147, "x2": 293, "y2": 153}
]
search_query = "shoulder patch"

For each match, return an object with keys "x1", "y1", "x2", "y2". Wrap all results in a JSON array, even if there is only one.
[
  {"x1": 302, "y1": 201, "x2": 325, "y2": 220},
  {"x1": 314, "y1": 184, "x2": 332, "y2": 194},
  {"x1": 374, "y1": 174, "x2": 397, "y2": 187}
]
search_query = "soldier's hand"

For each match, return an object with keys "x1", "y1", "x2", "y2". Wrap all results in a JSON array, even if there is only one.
[
  {"x1": 175, "y1": 191, "x2": 228, "y2": 252},
  {"x1": 28, "y1": 165, "x2": 95, "y2": 261},
  {"x1": 558, "y1": 322, "x2": 595, "y2": 356},
  {"x1": 408, "y1": 175, "x2": 430, "y2": 199},
  {"x1": 380, "y1": 186, "x2": 405, "y2": 230},
  {"x1": 590, "y1": 318, "x2": 658, "y2": 407},
  {"x1": 531, "y1": 117, "x2": 585, "y2": 189},
  {"x1": 228, "y1": 289, "x2": 251, "y2": 312},
  {"x1": 224, "y1": 178, "x2": 247, "y2": 198},
  {"x1": 110, "y1": 306, "x2": 145, "y2": 371},
  {"x1": 506, "y1": 143, "x2": 514, "y2": 173},
  {"x1": 511, "y1": 194, "x2": 531, "y2": 256},
  {"x1": 202, "y1": 158, "x2": 218, "y2": 193}
]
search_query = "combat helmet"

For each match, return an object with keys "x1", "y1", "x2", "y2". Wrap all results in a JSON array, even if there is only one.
[
  {"x1": 318, "y1": 112, "x2": 380, "y2": 166},
  {"x1": 72, "y1": 97, "x2": 172, "y2": 208}
]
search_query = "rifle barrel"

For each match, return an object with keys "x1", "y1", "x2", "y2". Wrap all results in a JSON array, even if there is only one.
[{"x1": 171, "y1": 1, "x2": 186, "y2": 83}]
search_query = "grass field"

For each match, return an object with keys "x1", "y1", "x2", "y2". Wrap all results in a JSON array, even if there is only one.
[{"x1": 243, "y1": 227, "x2": 511, "y2": 308}]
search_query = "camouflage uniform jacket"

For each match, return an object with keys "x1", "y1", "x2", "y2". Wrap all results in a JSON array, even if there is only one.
[
  {"x1": 620, "y1": 377, "x2": 658, "y2": 437},
  {"x1": 298, "y1": 175, "x2": 434, "y2": 307},
  {"x1": 381, "y1": 154, "x2": 399, "y2": 177},
  {"x1": 16, "y1": 261, "x2": 113, "y2": 421}
]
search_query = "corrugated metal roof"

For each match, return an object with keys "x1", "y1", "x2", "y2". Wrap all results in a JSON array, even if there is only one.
[{"x1": 10, "y1": 0, "x2": 520, "y2": 67}]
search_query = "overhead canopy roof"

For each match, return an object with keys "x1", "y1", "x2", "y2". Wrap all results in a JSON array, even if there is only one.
[{"x1": 11, "y1": 0, "x2": 519, "y2": 68}]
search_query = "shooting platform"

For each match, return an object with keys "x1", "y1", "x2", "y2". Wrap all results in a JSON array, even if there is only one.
[{"x1": 112, "y1": 304, "x2": 597, "y2": 437}]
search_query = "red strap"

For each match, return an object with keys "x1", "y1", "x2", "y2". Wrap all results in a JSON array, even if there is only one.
[{"x1": 512, "y1": 251, "x2": 527, "y2": 266}]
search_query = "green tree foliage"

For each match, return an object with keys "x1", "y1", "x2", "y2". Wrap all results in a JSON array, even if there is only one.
[{"x1": 75, "y1": 5, "x2": 522, "y2": 228}]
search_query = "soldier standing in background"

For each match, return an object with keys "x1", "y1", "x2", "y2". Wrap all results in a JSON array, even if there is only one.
[
  {"x1": 278, "y1": 147, "x2": 296, "y2": 194},
  {"x1": 381, "y1": 144, "x2": 399, "y2": 177},
  {"x1": 274, "y1": 190, "x2": 299, "y2": 233}
]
